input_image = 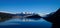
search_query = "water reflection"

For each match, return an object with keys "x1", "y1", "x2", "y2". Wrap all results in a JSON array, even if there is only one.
[{"x1": 0, "y1": 18, "x2": 52, "y2": 28}]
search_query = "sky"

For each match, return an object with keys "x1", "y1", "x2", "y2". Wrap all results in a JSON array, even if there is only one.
[{"x1": 0, "y1": 0, "x2": 60, "y2": 14}]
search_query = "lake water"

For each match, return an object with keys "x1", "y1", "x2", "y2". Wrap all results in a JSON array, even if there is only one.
[{"x1": 0, "y1": 18, "x2": 52, "y2": 28}]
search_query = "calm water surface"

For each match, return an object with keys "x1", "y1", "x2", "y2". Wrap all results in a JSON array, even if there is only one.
[{"x1": 0, "y1": 18, "x2": 52, "y2": 28}]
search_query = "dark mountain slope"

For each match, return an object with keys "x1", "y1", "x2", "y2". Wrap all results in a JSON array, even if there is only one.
[{"x1": 43, "y1": 8, "x2": 60, "y2": 28}]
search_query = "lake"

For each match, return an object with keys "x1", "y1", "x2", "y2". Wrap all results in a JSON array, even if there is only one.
[{"x1": 0, "y1": 18, "x2": 52, "y2": 28}]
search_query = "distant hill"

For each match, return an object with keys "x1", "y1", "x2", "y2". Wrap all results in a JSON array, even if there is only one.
[
  {"x1": 0, "y1": 12, "x2": 41, "y2": 22},
  {"x1": 0, "y1": 12, "x2": 14, "y2": 22}
]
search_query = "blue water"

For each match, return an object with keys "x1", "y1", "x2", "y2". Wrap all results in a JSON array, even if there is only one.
[{"x1": 0, "y1": 18, "x2": 52, "y2": 28}]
